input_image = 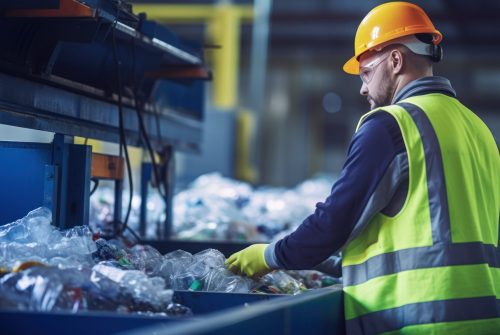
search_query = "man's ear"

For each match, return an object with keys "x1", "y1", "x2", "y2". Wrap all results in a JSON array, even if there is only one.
[{"x1": 389, "y1": 49, "x2": 404, "y2": 75}]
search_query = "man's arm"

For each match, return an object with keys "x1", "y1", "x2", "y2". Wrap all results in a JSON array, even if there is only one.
[
  {"x1": 268, "y1": 112, "x2": 407, "y2": 270},
  {"x1": 226, "y1": 112, "x2": 407, "y2": 277}
]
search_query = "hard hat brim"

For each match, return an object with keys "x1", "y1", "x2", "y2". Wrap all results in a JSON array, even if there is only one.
[
  {"x1": 343, "y1": 28, "x2": 443, "y2": 76},
  {"x1": 343, "y1": 56, "x2": 360, "y2": 75}
]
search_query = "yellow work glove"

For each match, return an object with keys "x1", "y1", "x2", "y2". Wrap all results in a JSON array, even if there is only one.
[{"x1": 225, "y1": 244, "x2": 271, "y2": 278}]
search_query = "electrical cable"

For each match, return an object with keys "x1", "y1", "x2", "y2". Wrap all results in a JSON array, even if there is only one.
[
  {"x1": 127, "y1": 26, "x2": 170, "y2": 241},
  {"x1": 128, "y1": 32, "x2": 168, "y2": 201},
  {"x1": 111, "y1": 20, "x2": 133, "y2": 236},
  {"x1": 134, "y1": 97, "x2": 166, "y2": 199},
  {"x1": 152, "y1": 106, "x2": 172, "y2": 213},
  {"x1": 133, "y1": 92, "x2": 172, "y2": 239},
  {"x1": 90, "y1": 178, "x2": 99, "y2": 196}
]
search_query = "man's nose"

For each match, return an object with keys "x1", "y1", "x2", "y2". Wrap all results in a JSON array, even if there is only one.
[{"x1": 360, "y1": 82, "x2": 368, "y2": 96}]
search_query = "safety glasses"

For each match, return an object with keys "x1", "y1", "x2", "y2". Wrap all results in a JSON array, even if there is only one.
[{"x1": 359, "y1": 52, "x2": 390, "y2": 84}]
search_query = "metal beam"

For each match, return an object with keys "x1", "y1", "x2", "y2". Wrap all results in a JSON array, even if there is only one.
[{"x1": 0, "y1": 72, "x2": 203, "y2": 153}]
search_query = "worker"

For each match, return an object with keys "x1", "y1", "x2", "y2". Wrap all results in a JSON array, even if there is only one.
[{"x1": 226, "y1": 2, "x2": 500, "y2": 334}]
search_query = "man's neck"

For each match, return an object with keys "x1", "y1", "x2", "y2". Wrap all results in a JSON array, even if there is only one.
[{"x1": 393, "y1": 70, "x2": 434, "y2": 102}]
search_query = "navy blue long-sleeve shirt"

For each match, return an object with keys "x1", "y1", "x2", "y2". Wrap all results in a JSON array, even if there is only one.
[{"x1": 265, "y1": 76, "x2": 457, "y2": 271}]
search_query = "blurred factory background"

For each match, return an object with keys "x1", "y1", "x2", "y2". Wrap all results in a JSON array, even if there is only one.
[
  {"x1": 132, "y1": 0, "x2": 500, "y2": 187},
  {"x1": 1, "y1": 0, "x2": 499, "y2": 189},
  {"x1": 0, "y1": 1, "x2": 498, "y2": 333}
]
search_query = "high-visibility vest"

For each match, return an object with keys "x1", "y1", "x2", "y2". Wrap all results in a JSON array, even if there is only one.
[{"x1": 342, "y1": 93, "x2": 500, "y2": 335}]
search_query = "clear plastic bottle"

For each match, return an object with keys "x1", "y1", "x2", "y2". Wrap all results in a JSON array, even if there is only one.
[{"x1": 91, "y1": 263, "x2": 173, "y2": 309}]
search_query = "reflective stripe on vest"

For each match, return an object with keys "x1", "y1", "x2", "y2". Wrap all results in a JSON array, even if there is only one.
[
  {"x1": 342, "y1": 95, "x2": 500, "y2": 334},
  {"x1": 346, "y1": 297, "x2": 500, "y2": 335},
  {"x1": 343, "y1": 241, "x2": 500, "y2": 286}
]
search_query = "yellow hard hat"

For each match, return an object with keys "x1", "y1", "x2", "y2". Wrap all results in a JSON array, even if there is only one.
[{"x1": 343, "y1": 2, "x2": 442, "y2": 75}]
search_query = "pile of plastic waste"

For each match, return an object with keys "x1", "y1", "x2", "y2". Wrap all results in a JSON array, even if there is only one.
[
  {"x1": 0, "y1": 208, "x2": 339, "y2": 316},
  {"x1": 172, "y1": 173, "x2": 336, "y2": 241},
  {"x1": 89, "y1": 173, "x2": 336, "y2": 242},
  {"x1": 0, "y1": 208, "x2": 184, "y2": 317},
  {"x1": 89, "y1": 187, "x2": 164, "y2": 240}
]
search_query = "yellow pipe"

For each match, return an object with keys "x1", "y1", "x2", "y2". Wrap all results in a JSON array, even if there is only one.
[
  {"x1": 210, "y1": 5, "x2": 240, "y2": 109},
  {"x1": 236, "y1": 109, "x2": 258, "y2": 182},
  {"x1": 132, "y1": 3, "x2": 258, "y2": 179},
  {"x1": 132, "y1": 4, "x2": 254, "y2": 23}
]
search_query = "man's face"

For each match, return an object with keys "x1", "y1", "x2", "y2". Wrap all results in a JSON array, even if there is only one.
[{"x1": 358, "y1": 51, "x2": 395, "y2": 110}]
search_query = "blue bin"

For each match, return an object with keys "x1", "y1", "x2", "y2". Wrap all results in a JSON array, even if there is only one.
[
  {"x1": 173, "y1": 290, "x2": 285, "y2": 315},
  {"x1": 0, "y1": 290, "x2": 343, "y2": 335},
  {"x1": 120, "y1": 286, "x2": 345, "y2": 335}
]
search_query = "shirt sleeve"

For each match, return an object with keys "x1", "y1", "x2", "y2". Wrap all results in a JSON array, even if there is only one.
[{"x1": 269, "y1": 111, "x2": 406, "y2": 270}]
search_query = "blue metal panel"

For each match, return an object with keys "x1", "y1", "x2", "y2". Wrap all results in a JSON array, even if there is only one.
[
  {"x1": 51, "y1": 134, "x2": 70, "y2": 228},
  {"x1": 0, "y1": 310, "x2": 175, "y2": 335},
  {"x1": 0, "y1": 141, "x2": 52, "y2": 225},
  {"x1": 0, "y1": 136, "x2": 91, "y2": 228},
  {"x1": 0, "y1": 290, "x2": 315, "y2": 335},
  {"x1": 152, "y1": 79, "x2": 205, "y2": 121},
  {"x1": 120, "y1": 287, "x2": 345, "y2": 335},
  {"x1": 64, "y1": 142, "x2": 92, "y2": 228},
  {"x1": 173, "y1": 291, "x2": 284, "y2": 315},
  {"x1": 50, "y1": 134, "x2": 91, "y2": 229}
]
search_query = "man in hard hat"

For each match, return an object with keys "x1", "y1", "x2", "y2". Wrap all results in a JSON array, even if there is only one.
[{"x1": 226, "y1": 2, "x2": 500, "y2": 334}]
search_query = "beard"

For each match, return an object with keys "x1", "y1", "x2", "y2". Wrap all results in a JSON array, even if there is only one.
[{"x1": 367, "y1": 68, "x2": 395, "y2": 109}]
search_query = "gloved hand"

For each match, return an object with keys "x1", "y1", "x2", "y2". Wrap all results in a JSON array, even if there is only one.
[{"x1": 225, "y1": 244, "x2": 271, "y2": 278}]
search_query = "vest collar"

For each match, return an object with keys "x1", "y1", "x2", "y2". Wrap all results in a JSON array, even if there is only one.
[{"x1": 392, "y1": 76, "x2": 456, "y2": 104}]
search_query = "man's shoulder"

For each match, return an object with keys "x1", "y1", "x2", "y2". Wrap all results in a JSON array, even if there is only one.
[
  {"x1": 357, "y1": 109, "x2": 404, "y2": 154},
  {"x1": 361, "y1": 109, "x2": 399, "y2": 131}
]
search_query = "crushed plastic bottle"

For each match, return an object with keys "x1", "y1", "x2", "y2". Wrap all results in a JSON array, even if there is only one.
[
  {"x1": 92, "y1": 238, "x2": 128, "y2": 263},
  {"x1": 259, "y1": 271, "x2": 307, "y2": 295},
  {"x1": 59, "y1": 225, "x2": 97, "y2": 255},
  {"x1": 91, "y1": 262, "x2": 173, "y2": 310},
  {"x1": 128, "y1": 244, "x2": 163, "y2": 276},
  {"x1": 0, "y1": 265, "x2": 89, "y2": 312},
  {"x1": 154, "y1": 249, "x2": 193, "y2": 289},
  {"x1": 0, "y1": 207, "x2": 54, "y2": 244},
  {"x1": 0, "y1": 208, "x2": 97, "y2": 270},
  {"x1": 203, "y1": 267, "x2": 254, "y2": 293},
  {"x1": 155, "y1": 249, "x2": 254, "y2": 293}
]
